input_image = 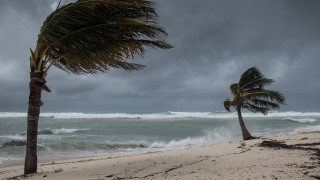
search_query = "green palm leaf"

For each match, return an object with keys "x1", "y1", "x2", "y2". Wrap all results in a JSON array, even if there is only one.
[
  {"x1": 223, "y1": 99, "x2": 234, "y2": 112},
  {"x1": 239, "y1": 67, "x2": 263, "y2": 88},
  {"x1": 243, "y1": 90, "x2": 285, "y2": 104},
  {"x1": 229, "y1": 83, "x2": 238, "y2": 96},
  {"x1": 240, "y1": 78, "x2": 274, "y2": 92},
  {"x1": 31, "y1": 0, "x2": 173, "y2": 76},
  {"x1": 242, "y1": 103, "x2": 270, "y2": 115},
  {"x1": 247, "y1": 99, "x2": 280, "y2": 109}
]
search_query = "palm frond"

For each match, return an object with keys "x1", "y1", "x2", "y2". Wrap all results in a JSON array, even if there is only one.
[
  {"x1": 243, "y1": 90, "x2": 285, "y2": 105},
  {"x1": 241, "y1": 78, "x2": 274, "y2": 92},
  {"x1": 243, "y1": 103, "x2": 269, "y2": 115},
  {"x1": 238, "y1": 67, "x2": 263, "y2": 88},
  {"x1": 247, "y1": 99, "x2": 280, "y2": 109},
  {"x1": 223, "y1": 99, "x2": 234, "y2": 112},
  {"x1": 229, "y1": 83, "x2": 238, "y2": 96},
  {"x1": 33, "y1": 0, "x2": 172, "y2": 75}
]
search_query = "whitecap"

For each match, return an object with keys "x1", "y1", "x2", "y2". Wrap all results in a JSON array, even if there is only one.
[
  {"x1": 150, "y1": 127, "x2": 238, "y2": 149},
  {"x1": 52, "y1": 128, "x2": 89, "y2": 134},
  {"x1": 1, "y1": 111, "x2": 320, "y2": 120},
  {"x1": 0, "y1": 134, "x2": 25, "y2": 140},
  {"x1": 293, "y1": 125, "x2": 320, "y2": 134},
  {"x1": 0, "y1": 112, "x2": 26, "y2": 118},
  {"x1": 286, "y1": 118, "x2": 317, "y2": 123}
]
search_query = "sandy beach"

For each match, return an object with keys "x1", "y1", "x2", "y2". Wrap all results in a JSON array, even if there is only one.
[{"x1": 1, "y1": 131, "x2": 320, "y2": 180}]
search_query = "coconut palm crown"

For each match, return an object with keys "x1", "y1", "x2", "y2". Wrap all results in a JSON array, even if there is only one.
[
  {"x1": 25, "y1": 0, "x2": 172, "y2": 174},
  {"x1": 31, "y1": 0, "x2": 172, "y2": 77},
  {"x1": 223, "y1": 67, "x2": 285, "y2": 140}
]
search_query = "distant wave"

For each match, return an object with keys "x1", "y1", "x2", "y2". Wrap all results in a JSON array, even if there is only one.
[
  {"x1": 0, "y1": 140, "x2": 26, "y2": 148},
  {"x1": 38, "y1": 128, "x2": 89, "y2": 135},
  {"x1": 0, "y1": 112, "x2": 27, "y2": 118},
  {"x1": 285, "y1": 118, "x2": 317, "y2": 123},
  {"x1": 293, "y1": 125, "x2": 320, "y2": 134},
  {"x1": 1, "y1": 111, "x2": 320, "y2": 120},
  {"x1": 38, "y1": 129, "x2": 54, "y2": 135},
  {"x1": 0, "y1": 134, "x2": 25, "y2": 140},
  {"x1": 47, "y1": 128, "x2": 236, "y2": 152},
  {"x1": 48, "y1": 142, "x2": 148, "y2": 151},
  {"x1": 53, "y1": 128, "x2": 89, "y2": 134}
]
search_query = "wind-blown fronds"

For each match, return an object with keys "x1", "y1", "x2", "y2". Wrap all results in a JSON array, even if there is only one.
[
  {"x1": 243, "y1": 90, "x2": 285, "y2": 105},
  {"x1": 239, "y1": 67, "x2": 263, "y2": 88},
  {"x1": 240, "y1": 78, "x2": 274, "y2": 92},
  {"x1": 223, "y1": 99, "x2": 233, "y2": 112},
  {"x1": 30, "y1": 0, "x2": 173, "y2": 77},
  {"x1": 25, "y1": 0, "x2": 172, "y2": 175},
  {"x1": 229, "y1": 83, "x2": 238, "y2": 96},
  {"x1": 223, "y1": 67, "x2": 285, "y2": 140},
  {"x1": 242, "y1": 103, "x2": 270, "y2": 115},
  {"x1": 224, "y1": 67, "x2": 285, "y2": 114}
]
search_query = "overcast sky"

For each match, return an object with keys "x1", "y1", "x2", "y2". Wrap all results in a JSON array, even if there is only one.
[{"x1": 0, "y1": 0, "x2": 319, "y2": 113}]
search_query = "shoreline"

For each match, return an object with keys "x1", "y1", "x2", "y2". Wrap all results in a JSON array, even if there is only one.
[
  {"x1": 0, "y1": 131, "x2": 301, "y2": 168},
  {"x1": 1, "y1": 131, "x2": 320, "y2": 179}
]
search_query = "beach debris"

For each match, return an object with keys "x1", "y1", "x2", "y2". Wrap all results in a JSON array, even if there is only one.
[
  {"x1": 54, "y1": 168, "x2": 63, "y2": 173},
  {"x1": 105, "y1": 174, "x2": 115, "y2": 178}
]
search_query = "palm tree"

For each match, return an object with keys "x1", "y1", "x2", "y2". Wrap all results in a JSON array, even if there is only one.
[
  {"x1": 25, "y1": 0, "x2": 172, "y2": 174},
  {"x1": 223, "y1": 67, "x2": 285, "y2": 140}
]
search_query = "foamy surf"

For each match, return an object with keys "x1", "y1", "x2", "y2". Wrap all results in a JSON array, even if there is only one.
[
  {"x1": 285, "y1": 118, "x2": 317, "y2": 123},
  {"x1": 0, "y1": 111, "x2": 319, "y2": 165},
  {"x1": 1, "y1": 111, "x2": 320, "y2": 119}
]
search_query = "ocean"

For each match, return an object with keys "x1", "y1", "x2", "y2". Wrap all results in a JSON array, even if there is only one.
[{"x1": 1, "y1": 111, "x2": 320, "y2": 165}]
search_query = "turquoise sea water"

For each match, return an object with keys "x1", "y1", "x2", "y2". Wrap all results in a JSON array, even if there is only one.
[{"x1": 1, "y1": 111, "x2": 320, "y2": 164}]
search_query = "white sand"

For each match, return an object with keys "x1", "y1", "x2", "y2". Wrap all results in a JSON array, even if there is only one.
[{"x1": 1, "y1": 131, "x2": 320, "y2": 180}]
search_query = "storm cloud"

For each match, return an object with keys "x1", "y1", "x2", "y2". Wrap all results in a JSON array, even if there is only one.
[{"x1": 0, "y1": 0, "x2": 319, "y2": 113}]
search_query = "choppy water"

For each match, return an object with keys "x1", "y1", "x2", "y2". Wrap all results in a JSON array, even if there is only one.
[{"x1": 1, "y1": 111, "x2": 320, "y2": 165}]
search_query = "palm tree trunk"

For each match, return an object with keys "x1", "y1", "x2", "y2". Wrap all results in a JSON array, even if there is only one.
[
  {"x1": 236, "y1": 107, "x2": 253, "y2": 140},
  {"x1": 24, "y1": 72, "x2": 44, "y2": 174}
]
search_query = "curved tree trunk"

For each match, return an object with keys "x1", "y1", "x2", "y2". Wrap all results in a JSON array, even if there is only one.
[
  {"x1": 236, "y1": 107, "x2": 253, "y2": 140},
  {"x1": 24, "y1": 72, "x2": 45, "y2": 174}
]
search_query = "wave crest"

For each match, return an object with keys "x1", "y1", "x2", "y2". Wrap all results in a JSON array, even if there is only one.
[
  {"x1": 286, "y1": 118, "x2": 317, "y2": 123},
  {"x1": 52, "y1": 128, "x2": 89, "y2": 134},
  {"x1": 1, "y1": 140, "x2": 26, "y2": 148},
  {"x1": 1, "y1": 111, "x2": 320, "y2": 119},
  {"x1": 49, "y1": 142, "x2": 148, "y2": 151}
]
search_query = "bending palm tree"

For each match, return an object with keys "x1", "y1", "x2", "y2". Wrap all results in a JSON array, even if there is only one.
[
  {"x1": 25, "y1": 0, "x2": 172, "y2": 174},
  {"x1": 223, "y1": 67, "x2": 285, "y2": 140}
]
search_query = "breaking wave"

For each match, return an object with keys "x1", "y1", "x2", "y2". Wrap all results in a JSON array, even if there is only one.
[
  {"x1": 0, "y1": 140, "x2": 26, "y2": 148},
  {"x1": 293, "y1": 125, "x2": 320, "y2": 134},
  {"x1": 285, "y1": 118, "x2": 317, "y2": 123},
  {"x1": 1, "y1": 111, "x2": 320, "y2": 120},
  {"x1": 48, "y1": 142, "x2": 148, "y2": 152},
  {"x1": 38, "y1": 128, "x2": 89, "y2": 135},
  {"x1": 149, "y1": 128, "x2": 236, "y2": 149},
  {"x1": 1, "y1": 110, "x2": 320, "y2": 165}
]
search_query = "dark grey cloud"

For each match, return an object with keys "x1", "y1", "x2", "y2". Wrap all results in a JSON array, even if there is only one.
[{"x1": 0, "y1": 0, "x2": 319, "y2": 113}]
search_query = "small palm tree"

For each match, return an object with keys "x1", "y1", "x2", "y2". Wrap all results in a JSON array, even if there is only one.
[
  {"x1": 25, "y1": 0, "x2": 172, "y2": 174},
  {"x1": 223, "y1": 67, "x2": 285, "y2": 140}
]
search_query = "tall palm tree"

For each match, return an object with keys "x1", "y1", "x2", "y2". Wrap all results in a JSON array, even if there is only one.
[
  {"x1": 223, "y1": 67, "x2": 285, "y2": 140},
  {"x1": 25, "y1": 0, "x2": 172, "y2": 174}
]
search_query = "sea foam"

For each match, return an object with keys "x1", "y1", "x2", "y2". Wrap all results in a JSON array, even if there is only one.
[
  {"x1": 286, "y1": 118, "x2": 317, "y2": 123},
  {"x1": 149, "y1": 127, "x2": 237, "y2": 150},
  {"x1": 1, "y1": 111, "x2": 320, "y2": 119}
]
